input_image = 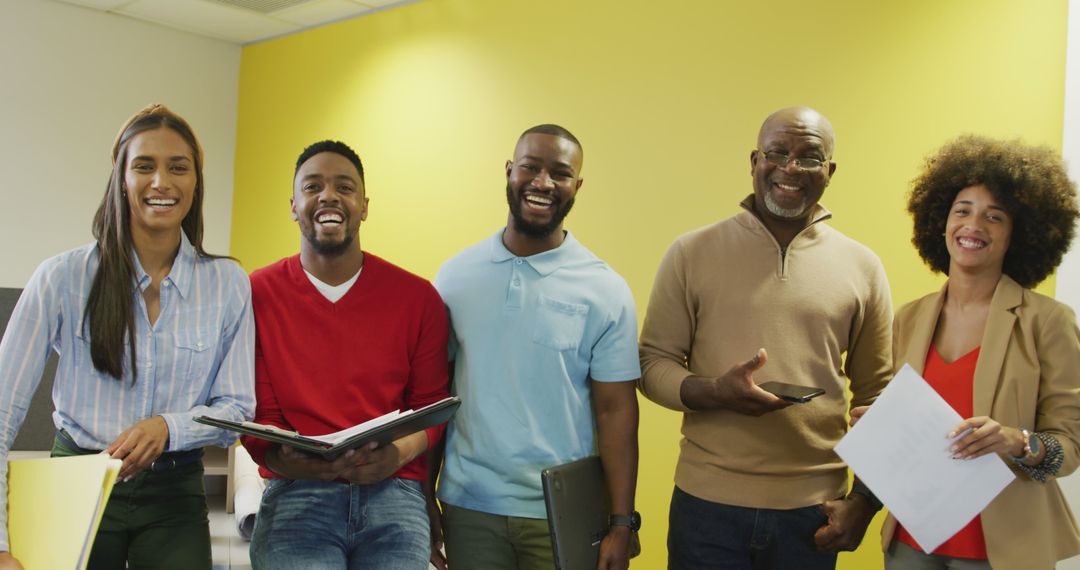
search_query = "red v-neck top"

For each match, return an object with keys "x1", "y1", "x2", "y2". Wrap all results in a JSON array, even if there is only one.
[
  {"x1": 242, "y1": 254, "x2": 450, "y2": 482},
  {"x1": 895, "y1": 344, "x2": 988, "y2": 559}
]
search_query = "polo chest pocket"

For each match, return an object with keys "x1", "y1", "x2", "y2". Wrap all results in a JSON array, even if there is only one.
[
  {"x1": 532, "y1": 295, "x2": 589, "y2": 351},
  {"x1": 175, "y1": 329, "x2": 218, "y2": 382}
]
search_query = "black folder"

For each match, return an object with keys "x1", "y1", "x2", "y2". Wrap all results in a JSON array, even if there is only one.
[{"x1": 195, "y1": 396, "x2": 460, "y2": 460}]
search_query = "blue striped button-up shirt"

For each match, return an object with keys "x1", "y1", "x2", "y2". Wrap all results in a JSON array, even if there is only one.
[{"x1": 0, "y1": 234, "x2": 255, "y2": 550}]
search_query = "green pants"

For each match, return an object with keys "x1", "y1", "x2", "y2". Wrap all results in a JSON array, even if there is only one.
[
  {"x1": 51, "y1": 436, "x2": 212, "y2": 570},
  {"x1": 442, "y1": 502, "x2": 555, "y2": 570}
]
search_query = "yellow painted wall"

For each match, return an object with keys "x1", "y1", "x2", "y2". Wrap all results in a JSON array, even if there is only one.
[{"x1": 230, "y1": 1, "x2": 1068, "y2": 567}]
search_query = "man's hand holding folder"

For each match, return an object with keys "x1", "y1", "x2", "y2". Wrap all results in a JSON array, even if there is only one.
[
  {"x1": 340, "y1": 431, "x2": 429, "y2": 484},
  {"x1": 265, "y1": 445, "x2": 358, "y2": 480},
  {"x1": 265, "y1": 430, "x2": 429, "y2": 484},
  {"x1": 197, "y1": 396, "x2": 461, "y2": 484}
]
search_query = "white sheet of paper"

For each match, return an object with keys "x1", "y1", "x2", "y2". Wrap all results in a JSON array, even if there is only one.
[
  {"x1": 834, "y1": 364, "x2": 1015, "y2": 553},
  {"x1": 306, "y1": 409, "x2": 404, "y2": 444}
]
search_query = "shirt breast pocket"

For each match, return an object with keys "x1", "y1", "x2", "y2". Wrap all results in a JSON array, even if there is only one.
[
  {"x1": 532, "y1": 295, "x2": 589, "y2": 351},
  {"x1": 175, "y1": 328, "x2": 218, "y2": 383}
]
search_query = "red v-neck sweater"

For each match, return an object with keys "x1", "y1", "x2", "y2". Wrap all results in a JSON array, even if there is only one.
[{"x1": 242, "y1": 253, "x2": 450, "y2": 481}]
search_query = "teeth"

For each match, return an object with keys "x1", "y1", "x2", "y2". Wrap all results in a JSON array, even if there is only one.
[
  {"x1": 317, "y1": 212, "x2": 344, "y2": 224},
  {"x1": 146, "y1": 198, "x2": 177, "y2": 206},
  {"x1": 958, "y1": 237, "x2": 986, "y2": 249},
  {"x1": 525, "y1": 195, "x2": 553, "y2": 206},
  {"x1": 776, "y1": 183, "x2": 799, "y2": 191}
]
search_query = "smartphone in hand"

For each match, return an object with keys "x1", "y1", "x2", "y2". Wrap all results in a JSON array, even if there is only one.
[{"x1": 757, "y1": 381, "x2": 825, "y2": 403}]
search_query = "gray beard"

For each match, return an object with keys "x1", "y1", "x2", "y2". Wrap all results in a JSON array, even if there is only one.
[{"x1": 763, "y1": 192, "x2": 809, "y2": 219}]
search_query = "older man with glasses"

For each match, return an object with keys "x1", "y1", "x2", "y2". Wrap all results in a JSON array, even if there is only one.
[{"x1": 638, "y1": 107, "x2": 893, "y2": 569}]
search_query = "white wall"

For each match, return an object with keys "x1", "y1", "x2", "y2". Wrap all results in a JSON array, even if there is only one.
[
  {"x1": 1058, "y1": 2, "x2": 1080, "y2": 568},
  {"x1": 1062, "y1": 0, "x2": 1080, "y2": 310},
  {"x1": 0, "y1": 0, "x2": 240, "y2": 288}
]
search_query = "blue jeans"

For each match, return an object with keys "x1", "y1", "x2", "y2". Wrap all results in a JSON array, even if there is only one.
[
  {"x1": 669, "y1": 486, "x2": 837, "y2": 570},
  {"x1": 250, "y1": 477, "x2": 430, "y2": 570}
]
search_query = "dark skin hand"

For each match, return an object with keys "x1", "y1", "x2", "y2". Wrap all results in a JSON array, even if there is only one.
[
  {"x1": 266, "y1": 445, "x2": 358, "y2": 480},
  {"x1": 680, "y1": 348, "x2": 791, "y2": 415},
  {"x1": 814, "y1": 492, "x2": 877, "y2": 552},
  {"x1": 592, "y1": 380, "x2": 639, "y2": 570},
  {"x1": 267, "y1": 431, "x2": 427, "y2": 483},
  {"x1": 426, "y1": 494, "x2": 446, "y2": 570},
  {"x1": 340, "y1": 432, "x2": 427, "y2": 485}
]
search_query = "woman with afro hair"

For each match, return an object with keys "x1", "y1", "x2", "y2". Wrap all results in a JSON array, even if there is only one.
[{"x1": 856, "y1": 135, "x2": 1080, "y2": 569}]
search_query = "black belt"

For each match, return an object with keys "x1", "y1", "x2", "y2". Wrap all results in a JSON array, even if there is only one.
[{"x1": 55, "y1": 429, "x2": 204, "y2": 472}]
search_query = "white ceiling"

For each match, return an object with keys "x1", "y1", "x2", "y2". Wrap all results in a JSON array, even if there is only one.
[{"x1": 53, "y1": 0, "x2": 414, "y2": 45}]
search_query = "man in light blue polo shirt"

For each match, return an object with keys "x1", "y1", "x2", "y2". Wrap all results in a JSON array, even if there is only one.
[{"x1": 433, "y1": 124, "x2": 641, "y2": 570}]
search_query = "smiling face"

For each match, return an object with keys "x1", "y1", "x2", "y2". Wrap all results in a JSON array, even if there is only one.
[
  {"x1": 291, "y1": 151, "x2": 368, "y2": 256},
  {"x1": 750, "y1": 109, "x2": 835, "y2": 223},
  {"x1": 505, "y1": 133, "x2": 583, "y2": 238},
  {"x1": 945, "y1": 184, "x2": 1012, "y2": 277},
  {"x1": 124, "y1": 127, "x2": 196, "y2": 241}
]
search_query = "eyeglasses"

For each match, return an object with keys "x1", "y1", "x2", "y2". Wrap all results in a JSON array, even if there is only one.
[{"x1": 756, "y1": 150, "x2": 828, "y2": 171}]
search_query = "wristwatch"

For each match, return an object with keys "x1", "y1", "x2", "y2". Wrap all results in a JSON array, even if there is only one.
[
  {"x1": 1010, "y1": 428, "x2": 1041, "y2": 464},
  {"x1": 609, "y1": 511, "x2": 642, "y2": 532}
]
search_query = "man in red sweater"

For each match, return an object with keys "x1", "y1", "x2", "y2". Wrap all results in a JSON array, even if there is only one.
[{"x1": 241, "y1": 140, "x2": 449, "y2": 570}]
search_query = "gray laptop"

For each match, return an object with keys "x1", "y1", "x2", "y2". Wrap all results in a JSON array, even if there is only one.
[{"x1": 541, "y1": 456, "x2": 608, "y2": 570}]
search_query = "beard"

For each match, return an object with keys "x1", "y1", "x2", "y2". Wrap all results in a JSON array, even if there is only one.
[
  {"x1": 302, "y1": 223, "x2": 356, "y2": 256},
  {"x1": 763, "y1": 191, "x2": 810, "y2": 219},
  {"x1": 506, "y1": 183, "x2": 575, "y2": 239}
]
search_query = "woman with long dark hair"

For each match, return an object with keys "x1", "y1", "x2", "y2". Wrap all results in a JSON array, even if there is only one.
[{"x1": 0, "y1": 104, "x2": 254, "y2": 569}]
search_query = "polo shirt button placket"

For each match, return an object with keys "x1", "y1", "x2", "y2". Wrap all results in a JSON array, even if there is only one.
[{"x1": 507, "y1": 260, "x2": 525, "y2": 309}]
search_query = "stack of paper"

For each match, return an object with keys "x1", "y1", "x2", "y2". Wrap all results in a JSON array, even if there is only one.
[
  {"x1": 8, "y1": 453, "x2": 121, "y2": 569},
  {"x1": 306, "y1": 410, "x2": 404, "y2": 445}
]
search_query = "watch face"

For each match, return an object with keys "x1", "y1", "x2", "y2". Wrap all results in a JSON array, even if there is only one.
[
  {"x1": 630, "y1": 511, "x2": 642, "y2": 531},
  {"x1": 1029, "y1": 433, "x2": 1042, "y2": 457}
]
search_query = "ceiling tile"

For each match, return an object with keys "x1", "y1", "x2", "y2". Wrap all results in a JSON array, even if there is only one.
[
  {"x1": 272, "y1": 0, "x2": 371, "y2": 26},
  {"x1": 117, "y1": 0, "x2": 299, "y2": 43}
]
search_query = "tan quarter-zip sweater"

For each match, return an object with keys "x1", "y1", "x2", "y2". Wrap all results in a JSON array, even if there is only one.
[{"x1": 639, "y1": 196, "x2": 893, "y2": 509}]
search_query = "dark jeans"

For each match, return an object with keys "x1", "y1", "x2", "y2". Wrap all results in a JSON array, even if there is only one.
[
  {"x1": 668, "y1": 486, "x2": 837, "y2": 570},
  {"x1": 51, "y1": 433, "x2": 211, "y2": 570}
]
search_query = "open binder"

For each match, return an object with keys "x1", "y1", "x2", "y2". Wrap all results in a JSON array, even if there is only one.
[
  {"x1": 8, "y1": 453, "x2": 122, "y2": 569},
  {"x1": 196, "y1": 396, "x2": 460, "y2": 460}
]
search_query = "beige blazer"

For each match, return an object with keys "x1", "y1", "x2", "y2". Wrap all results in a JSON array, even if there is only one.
[{"x1": 882, "y1": 275, "x2": 1080, "y2": 569}]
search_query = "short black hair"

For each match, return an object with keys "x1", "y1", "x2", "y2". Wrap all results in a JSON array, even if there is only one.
[
  {"x1": 908, "y1": 135, "x2": 1079, "y2": 288},
  {"x1": 295, "y1": 140, "x2": 364, "y2": 181},
  {"x1": 520, "y1": 124, "x2": 581, "y2": 151}
]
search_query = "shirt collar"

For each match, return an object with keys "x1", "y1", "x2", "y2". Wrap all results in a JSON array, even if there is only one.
[
  {"x1": 488, "y1": 228, "x2": 580, "y2": 277},
  {"x1": 130, "y1": 232, "x2": 196, "y2": 299}
]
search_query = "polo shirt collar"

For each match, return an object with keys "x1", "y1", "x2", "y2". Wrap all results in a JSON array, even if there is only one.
[
  {"x1": 489, "y1": 228, "x2": 581, "y2": 277},
  {"x1": 130, "y1": 232, "x2": 196, "y2": 299}
]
